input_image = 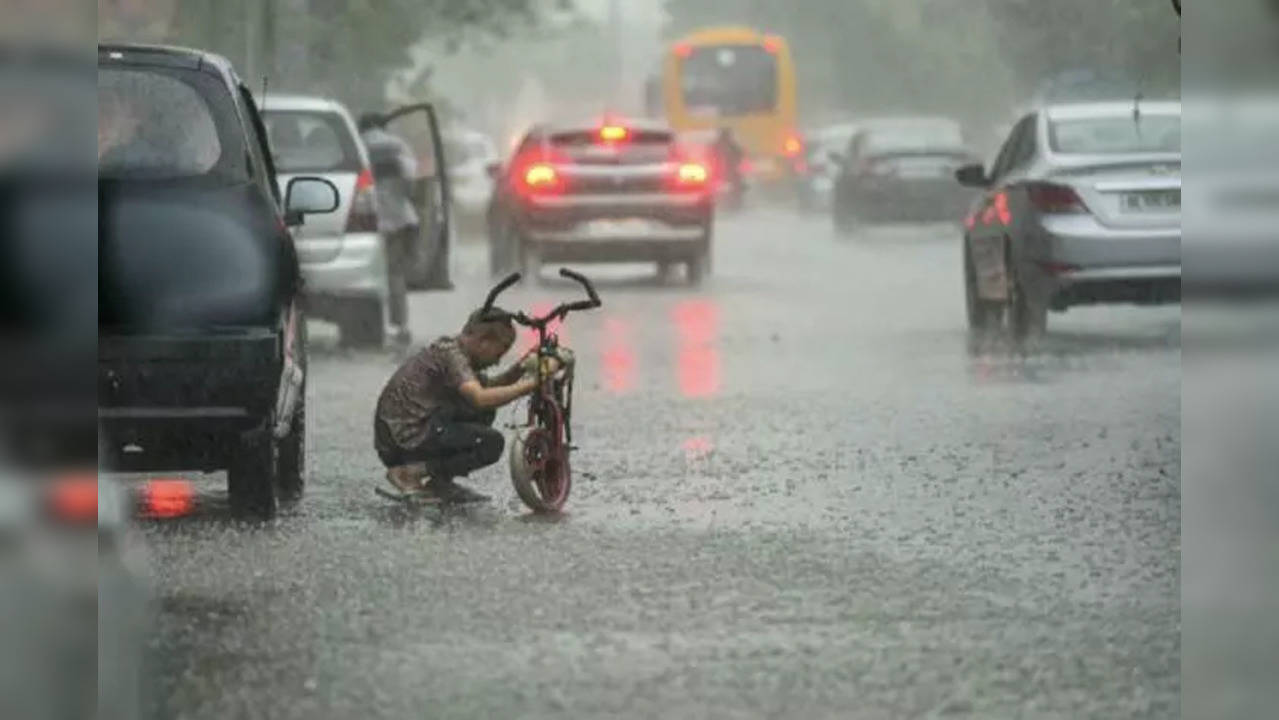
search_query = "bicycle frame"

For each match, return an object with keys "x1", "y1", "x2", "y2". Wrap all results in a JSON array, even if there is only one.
[{"x1": 482, "y1": 268, "x2": 600, "y2": 511}]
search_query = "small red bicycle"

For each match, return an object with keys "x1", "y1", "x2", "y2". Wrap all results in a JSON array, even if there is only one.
[{"x1": 481, "y1": 268, "x2": 601, "y2": 512}]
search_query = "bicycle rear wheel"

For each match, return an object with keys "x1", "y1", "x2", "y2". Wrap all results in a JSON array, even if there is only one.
[{"x1": 509, "y1": 401, "x2": 571, "y2": 512}]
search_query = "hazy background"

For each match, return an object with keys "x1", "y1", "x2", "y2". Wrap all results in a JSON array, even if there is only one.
[{"x1": 97, "y1": 0, "x2": 1180, "y2": 157}]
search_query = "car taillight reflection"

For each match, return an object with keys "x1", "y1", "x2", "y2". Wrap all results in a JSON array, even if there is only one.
[
  {"x1": 682, "y1": 435, "x2": 714, "y2": 460},
  {"x1": 673, "y1": 300, "x2": 720, "y2": 398},
  {"x1": 520, "y1": 302, "x2": 564, "y2": 353},
  {"x1": 602, "y1": 317, "x2": 636, "y2": 395}
]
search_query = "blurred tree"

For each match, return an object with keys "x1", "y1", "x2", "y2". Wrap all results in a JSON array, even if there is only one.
[
  {"x1": 661, "y1": 0, "x2": 1015, "y2": 134},
  {"x1": 981, "y1": 0, "x2": 1180, "y2": 99},
  {"x1": 661, "y1": 0, "x2": 1179, "y2": 134},
  {"x1": 162, "y1": 0, "x2": 567, "y2": 113}
]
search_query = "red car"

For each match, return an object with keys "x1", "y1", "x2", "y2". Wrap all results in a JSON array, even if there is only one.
[{"x1": 486, "y1": 119, "x2": 715, "y2": 285}]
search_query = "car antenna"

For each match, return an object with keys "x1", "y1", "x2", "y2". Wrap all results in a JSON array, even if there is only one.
[{"x1": 260, "y1": 75, "x2": 269, "y2": 111}]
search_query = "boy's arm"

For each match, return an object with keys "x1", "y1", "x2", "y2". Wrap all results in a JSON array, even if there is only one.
[
  {"x1": 458, "y1": 376, "x2": 537, "y2": 410},
  {"x1": 490, "y1": 360, "x2": 526, "y2": 387}
]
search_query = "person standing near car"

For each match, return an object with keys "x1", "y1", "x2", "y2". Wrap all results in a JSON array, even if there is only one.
[{"x1": 359, "y1": 112, "x2": 416, "y2": 345}]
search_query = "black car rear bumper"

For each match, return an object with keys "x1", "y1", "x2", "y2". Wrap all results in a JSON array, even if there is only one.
[
  {"x1": 99, "y1": 329, "x2": 281, "y2": 471},
  {"x1": 841, "y1": 180, "x2": 971, "y2": 222}
]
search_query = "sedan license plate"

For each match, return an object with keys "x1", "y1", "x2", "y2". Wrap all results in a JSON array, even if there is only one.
[
  {"x1": 585, "y1": 218, "x2": 654, "y2": 238},
  {"x1": 1122, "y1": 189, "x2": 1180, "y2": 212}
]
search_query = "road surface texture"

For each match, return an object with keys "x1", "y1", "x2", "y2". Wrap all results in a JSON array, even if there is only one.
[{"x1": 141, "y1": 212, "x2": 1179, "y2": 719}]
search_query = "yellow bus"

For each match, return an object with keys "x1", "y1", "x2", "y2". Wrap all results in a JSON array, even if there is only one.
[{"x1": 655, "y1": 26, "x2": 802, "y2": 183}]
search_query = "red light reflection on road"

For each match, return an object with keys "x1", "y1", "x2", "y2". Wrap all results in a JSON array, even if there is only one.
[
  {"x1": 601, "y1": 316, "x2": 635, "y2": 394},
  {"x1": 673, "y1": 300, "x2": 720, "y2": 398},
  {"x1": 682, "y1": 435, "x2": 714, "y2": 460}
]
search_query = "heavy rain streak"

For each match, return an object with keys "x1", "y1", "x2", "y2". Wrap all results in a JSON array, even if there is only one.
[{"x1": 2, "y1": 1, "x2": 1278, "y2": 718}]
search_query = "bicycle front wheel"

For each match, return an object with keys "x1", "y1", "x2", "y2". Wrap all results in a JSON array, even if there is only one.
[{"x1": 509, "y1": 401, "x2": 571, "y2": 513}]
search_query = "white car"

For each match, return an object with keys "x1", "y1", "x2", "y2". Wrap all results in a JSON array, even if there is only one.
[
  {"x1": 444, "y1": 128, "x2": 498, "y2": 231},
  {"x1": 957, "y1": 101, "x2": 1181, "y2": 338},
  {"x1": 263, "y1": 94, "x2": 389, "y2": 347}
]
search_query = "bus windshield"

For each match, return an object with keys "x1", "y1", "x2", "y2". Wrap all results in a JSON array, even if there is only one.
[{"x1": 680, "y1": 45, "x2": 777, "y2": 117}]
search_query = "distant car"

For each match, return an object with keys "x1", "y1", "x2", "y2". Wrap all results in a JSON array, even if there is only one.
[
  {"x1": 956, "y1": 101, "x2": 1181, "y2": 338},
  {"x1": 487, "y1": 119, "x2": 715, "y2": 284},
  {"x1": 798, "y1": 122, "x2": 859, "y2": 212},
  {"x1": 262, "y1": 94, "x2": 388, "y2": 347},
  {"x1": 99, "y1": 44, "x2": 339, "y2": 517},
  {"x1": 444, "y1": 128, "x2": 499, "y2": 233},
  {"x1": 830, "y1": 116, "x2": 979, "y2": 231}
]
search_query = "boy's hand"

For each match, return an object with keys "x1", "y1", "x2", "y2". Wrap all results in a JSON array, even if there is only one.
[{"x1": 519, "y1": 354, "x2": 562, "y2": 379}]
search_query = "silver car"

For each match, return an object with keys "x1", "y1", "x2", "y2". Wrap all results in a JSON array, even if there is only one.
[
  {"x1": 956, "y1": 101, "x2": 1180, "y2": 338},
  {"x1": 263, "y1": 94, "x2": 389, "y2": 347}
]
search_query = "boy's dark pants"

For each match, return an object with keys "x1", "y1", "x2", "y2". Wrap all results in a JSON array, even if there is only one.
[{"x1": 377, "y1": 405, "x2": 503, "y2": 479}]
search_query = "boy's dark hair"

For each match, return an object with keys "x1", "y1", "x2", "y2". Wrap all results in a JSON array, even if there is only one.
[{"x1": 462, "y1": 307, "x2": 515, "y2": 345}]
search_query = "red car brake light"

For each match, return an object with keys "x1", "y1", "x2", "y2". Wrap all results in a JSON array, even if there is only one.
[
  {"x1": 1027, "y1": 182, "x2": 1087, "y2": 214},
  {"x1": 599, "y1": 125, "x2": 629, "y2": 143},
  {"x1": 676, "y1": 162, "x2": 709, "y2": 186},
  {"x1": 523, "y1": 162, "x2": 560, "y2": 191}
]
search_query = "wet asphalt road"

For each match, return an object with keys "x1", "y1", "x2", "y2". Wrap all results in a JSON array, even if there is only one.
[{"x1": 142, "y1": 211, "x2": 1180, "y2": 719}]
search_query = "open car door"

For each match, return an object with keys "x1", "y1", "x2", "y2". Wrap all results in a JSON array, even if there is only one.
[{"x1": 382, "y1": 102, "x2": 453, "y2": 290}]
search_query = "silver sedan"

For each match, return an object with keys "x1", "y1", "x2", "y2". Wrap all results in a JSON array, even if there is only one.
[{"x1": 956, "y1": 100, "x2": 1180, "y2": 338}]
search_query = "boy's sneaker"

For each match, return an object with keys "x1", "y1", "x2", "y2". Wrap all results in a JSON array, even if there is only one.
[{"x1": 386, "y1": 465, "x2": 427, "y2": 494}]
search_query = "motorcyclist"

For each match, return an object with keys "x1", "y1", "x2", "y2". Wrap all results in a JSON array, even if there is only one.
[
  {"x1": 712, "y1": 127, "x2": 745, "y2": 203},
  {"x1": 358, "y1": 112, "x2": 416, "y2": 345}
]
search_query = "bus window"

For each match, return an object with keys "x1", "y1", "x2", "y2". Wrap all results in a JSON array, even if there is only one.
[{"x1": 680, "y1": 45, "x2": 777, "y2": 117}]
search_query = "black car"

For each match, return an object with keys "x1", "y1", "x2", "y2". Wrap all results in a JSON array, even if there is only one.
[
  {"x1": 486, "y1": 119, "x2": 714, "y2": 284},
  {"x1": 98, "y1": 44, "x2": 339, "y2": 518},
  {"x1": 830, "y1": 117, "x2": 979, "y2": 232}
]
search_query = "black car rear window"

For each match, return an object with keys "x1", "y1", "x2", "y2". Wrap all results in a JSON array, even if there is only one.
[
  {"x1": 264, "y1": 110, "x2": 361, "y2": 173},
  {"x1": 98, "y1": 66, "x2": 247, "y2": 182}
]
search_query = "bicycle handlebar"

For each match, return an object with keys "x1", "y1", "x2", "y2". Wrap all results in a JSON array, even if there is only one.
[
  {"x1": 477, "y1": 267, "x2": 601, "y2": 330},
  {"x1": 481, "y1": 272, "x2": 521, "y2": 317},
  {"x1": 558, "y1": 268, "x2": 602, "y2": 309}
]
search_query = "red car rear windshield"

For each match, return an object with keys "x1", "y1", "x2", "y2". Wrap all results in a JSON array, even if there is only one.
[{"x1": 549, "y1": 129, "x2": 674, "y2": 164}]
